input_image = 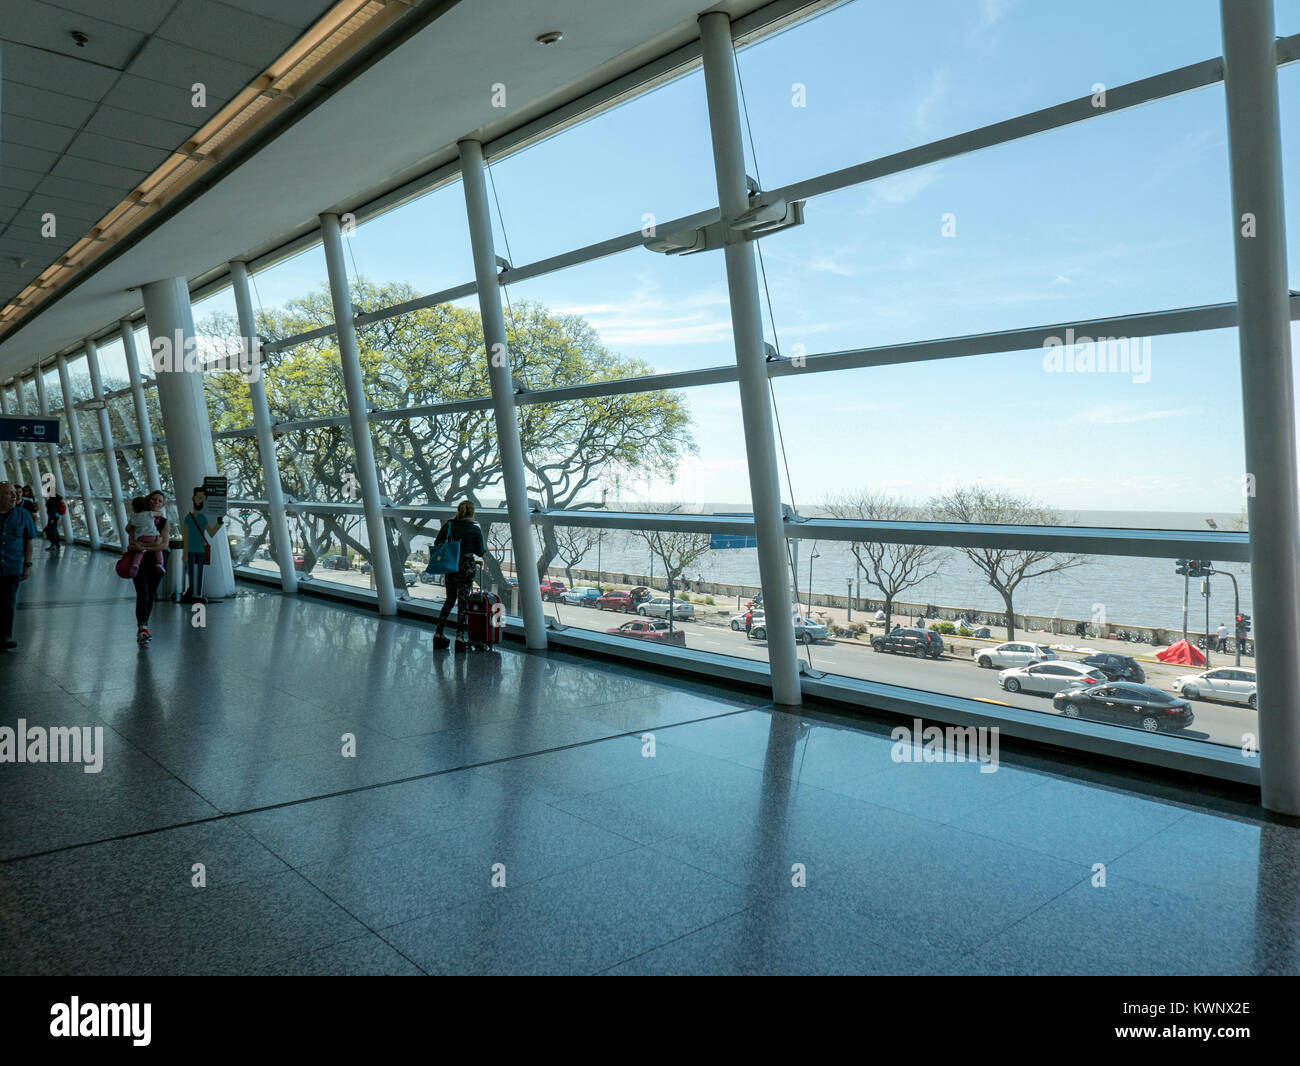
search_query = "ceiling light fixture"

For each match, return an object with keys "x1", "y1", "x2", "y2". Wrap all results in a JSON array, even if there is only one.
[{"x1": 536, "y1": 31, "x2": 563, "y2": 44}]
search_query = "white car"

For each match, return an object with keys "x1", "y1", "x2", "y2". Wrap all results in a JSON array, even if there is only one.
[
  {"x1": 639, "y1": 597, "x2": 694, "y2": 620},
  {"x1": 974, "y1": 641, "x2": 1058, "y2": 669},
  {"x1": 999, "y1": 661, "x2": 1107, "y2": 696},
  {"x1": 1172, "y1": 667, "x2": 1257, "y2": 708}
]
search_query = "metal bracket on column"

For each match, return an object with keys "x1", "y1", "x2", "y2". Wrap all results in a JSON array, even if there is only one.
[{"x1": 643, "y1": 191, "x2": 806, "y2": 255}]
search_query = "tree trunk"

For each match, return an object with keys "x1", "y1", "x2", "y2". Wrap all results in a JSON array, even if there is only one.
[
  {"x1": 883, "y1": 595, "x2": 893, "y2": 634},
  {"x1": 1002, "y1": 589, "x2": 1017, "y2": 641}
]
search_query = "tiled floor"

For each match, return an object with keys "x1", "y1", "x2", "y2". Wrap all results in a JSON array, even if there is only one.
[{"x1": 2, "y1": 547, "x2": 1297, "y2": 975}]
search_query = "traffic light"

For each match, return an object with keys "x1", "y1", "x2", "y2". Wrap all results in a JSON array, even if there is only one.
[
  {"x1": 1175, "y1": 559, "x2": 1189, "y2": 576},
  {"x1": 1236, "y1": 614, "x2": 1251, "y2": 636},
  {"x1": 1186, "y1": 560, "x2": 1201, "y2": 578},
  {"x1": 1201, "y1": 560, "x2": 1214, "y2": 576}
]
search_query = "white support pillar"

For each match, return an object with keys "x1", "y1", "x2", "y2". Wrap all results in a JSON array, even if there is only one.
[
  {"x1": 0, "y1": 383, "x2": 22, "y2": 479},
  {"x1": 699, "y1": 11, "x2": 800, "y2": 705},
  {"x1": 14, "y1": 376, "x2": 48, "y2": 529},
  {"x1": 33, "y1": 361, "x2": 74, "y2": 542},
  {"x1": 84, "y1": 339, "x2": 127, "y2": 547},
  {"x1": 1220, "y1": 0, "x2": 1300, "y2": 815},
  {"x1": 230, "y1": 260, "x2": 297, "y2": 594},
  {"x1": 458, "y1": 140, "x2": 547, "y2": 649},
  {"x1": 120, "y1": 320, "x2": 162, "y2": 492},
  {"x1": 140, "y1": 276, "x2": 236, "y2": 599},
  {"x1": 319, "y1": 213, "x2": 397, "y2": 615},
  {"x1": 56, "y1": 354, "x2": 100, "y2": 549}
]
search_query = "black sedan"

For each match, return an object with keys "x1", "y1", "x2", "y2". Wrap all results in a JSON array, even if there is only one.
[
  {"x1": 1052, "y1": 682, "x2": 1193, "y2": 733},
  {"x1": 1078, "y1": 653, "x2": 1146, "y2": 684}
]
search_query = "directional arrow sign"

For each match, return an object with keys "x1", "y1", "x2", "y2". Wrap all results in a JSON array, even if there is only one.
[{"x1": 0, "y1": 417, "x2": 59, "y2": 444}]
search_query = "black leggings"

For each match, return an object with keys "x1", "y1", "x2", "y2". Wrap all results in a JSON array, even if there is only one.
[
  {"x1": 133, "y1": 568, "x2": 163, "y2": 626},
  {"x1": 436, "y1": 559, "x2": 477, "y2": 632}
]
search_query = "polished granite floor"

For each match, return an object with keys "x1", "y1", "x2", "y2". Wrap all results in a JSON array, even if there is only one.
[{"x1": 1, "y1": 547, "x2": 1297, "y2": 975}]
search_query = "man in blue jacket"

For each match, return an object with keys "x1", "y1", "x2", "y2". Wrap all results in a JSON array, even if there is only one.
[{"x1": 0, "y1": 482, "x2": 38, "y2": 652}]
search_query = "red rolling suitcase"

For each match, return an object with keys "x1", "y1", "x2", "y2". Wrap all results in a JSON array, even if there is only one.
[{"x1": 466, "y1": 566, "x2": 501, "y2": 651}]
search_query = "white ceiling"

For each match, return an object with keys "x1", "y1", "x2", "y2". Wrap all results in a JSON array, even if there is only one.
[
  {"x1": 0, "y1": 0, "x2": 338, "y2": 315},
  {"x1": 0, "y1": 0, "x2": 805, "y2": 380}
]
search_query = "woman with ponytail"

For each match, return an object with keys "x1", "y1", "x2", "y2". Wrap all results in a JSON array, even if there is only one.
[{"x1": 432, "y1": 499, "x2": 486, "y2": 650}]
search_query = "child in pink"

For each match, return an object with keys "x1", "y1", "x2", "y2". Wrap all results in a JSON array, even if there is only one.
[{"x1": 127, "y1": 496, "x2": 166, "y2": 576}]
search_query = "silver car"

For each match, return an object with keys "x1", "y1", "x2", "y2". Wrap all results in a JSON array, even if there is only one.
[
  {"x1": 975, "y1": 641, "x2": 1058, "y2": 669},
  {"x1": 999, "y1": 661, "x2": 1107, "y2": 696},
  {"x1": 638, "y1": 596, "x2": 694, "y2": 620},
  {"x1": 1172, "y1": 667, "x2": 1257, "y2": 707}
]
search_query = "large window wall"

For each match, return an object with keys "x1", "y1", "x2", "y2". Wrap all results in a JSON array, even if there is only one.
[{"x1": 12, "y1": 0, "x2": 1296, "y2": 784}]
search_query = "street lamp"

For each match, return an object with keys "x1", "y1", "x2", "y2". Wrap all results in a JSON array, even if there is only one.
[{"x1": 808, "y1": 549, "x2": 820, "y2": 617}]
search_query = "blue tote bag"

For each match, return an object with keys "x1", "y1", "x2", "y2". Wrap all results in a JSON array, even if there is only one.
[{"x1": 425, "y1": 534, "x2": 461, "y2": 575}]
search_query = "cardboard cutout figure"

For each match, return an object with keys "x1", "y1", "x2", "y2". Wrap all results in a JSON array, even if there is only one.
[{"x1": 181, "y1": 486, "x2": 223, "y2": 604}]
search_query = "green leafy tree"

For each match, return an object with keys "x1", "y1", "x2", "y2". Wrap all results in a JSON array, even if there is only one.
[{"x1": 199, "y1": 279, "x2": 696, "y2": 585}]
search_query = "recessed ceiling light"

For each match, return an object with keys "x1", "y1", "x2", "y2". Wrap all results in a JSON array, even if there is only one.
[
  {"x1": 70, "y1": 30, "x2": 89, "y2": 47},
  {"x1": 536, "y1": 30, "x2": 562, "y2": 45}
]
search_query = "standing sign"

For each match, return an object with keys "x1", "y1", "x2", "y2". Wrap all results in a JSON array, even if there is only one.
[{"x1": 202, "y1": 476, "x2": 228, "y2": 521}]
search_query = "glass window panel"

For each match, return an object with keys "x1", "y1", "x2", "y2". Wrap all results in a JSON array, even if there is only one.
[
  {"x1": 346, "y1": 179, "x2": 474, "y2": 300},
  {"x1": 485, "y1": 69, "x2": 717, "y2": 265},
  {"x1": 500, "y1": 246, "x2": 736, "y2": 376},
  {"x1": 757, "y1": 87, "x2": 1233, "y2": 358},
  {"x1": 771, "y1": 328, "x2": 1244, "y2": 523},
  {"x1": 736, "y1": 0, "x2": 1225, "y2": 191}
]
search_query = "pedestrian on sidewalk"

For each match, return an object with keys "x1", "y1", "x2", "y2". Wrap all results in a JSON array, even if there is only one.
[
  {"x1": 129, "y1": 489, "x2": 171, "y2": 646},
  {"x1": 0, "y1": 482, "x2": 37, "y2": 652},
  {"x1": 744, "y1": 609, "x2": 754, "y2": 640},
  {"x1": 1215, "y1": 621, "x2": 1229, "y2": 653}
]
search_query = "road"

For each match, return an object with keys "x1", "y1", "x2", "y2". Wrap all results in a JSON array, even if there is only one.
[{"x1": 258, "y1": 562, "x2": 1255, "y2": 751}]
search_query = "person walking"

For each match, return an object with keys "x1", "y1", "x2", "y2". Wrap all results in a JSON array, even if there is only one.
[
  {"x1": 128, "y1": 489, "x2": 171, "y2": 646},
  {"x1": 1216, "y1": 621, "x2": 1229, "y2": 654},
  {"x1": 19, "y1": 485, "x2": 38, "y2": 520},
  {"x1": 744, "y1": 608, "x2": 754, "y2": 640},
  {"x1": 433, "y1": 500, "x2": 486, "y2": 651},
  {"x1": 0, "y1": 482, "x2": 38, "y2": 652},
  {"x1": 43, "y1": 492, "x2": 65, "y2": 550}
]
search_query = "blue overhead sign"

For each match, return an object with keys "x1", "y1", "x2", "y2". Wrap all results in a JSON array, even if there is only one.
[
  {"x1": 0, "y1": 417, "x2": 59, "y2": 444},
  {"x1": 710, "y1": 533, "x2": 758, "y2": 549}
]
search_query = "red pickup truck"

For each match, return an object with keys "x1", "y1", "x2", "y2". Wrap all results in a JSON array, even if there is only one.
[{"x1": 539, "y1": 579, "x2": 568, "y2": 602}]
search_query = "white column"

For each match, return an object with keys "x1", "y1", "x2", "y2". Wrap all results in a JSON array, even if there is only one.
[
  {"x1": 458, "y1": 140, "x2": 547, "y2": 649},
  {"x1": 56, "y1": 354, "x2": 100, "y2": 549},
  {"x1": 0, "y1": 383, "x2": 22, "y2": 478},
  {"x1": 120, "y1": 320, "x2": 162, "y2": 492},
  {"x1": 319, "y1": 213, "x2": 397, "y2": 614},
  {"x1": 34, "y1": 361, "x2": 74, "y2": 542},
  {"x1": 1220, "y1": 0, "x2": 1300, "y2": 815},
  {"x1": 84, "y1": 339, "x2": 127, "y2": 547},
  {"x1": 230, "y1": 260, "x2": 297, "y2": 594},
  {"x1": 14, "y1": 376, "x2": 48, "y2": 529},
  {"x1": 140, "y1": 276, "x2": 235, "y2": 599},
  {"x1": 699, "y1": 11, "x2": 801, "y2": 705}
]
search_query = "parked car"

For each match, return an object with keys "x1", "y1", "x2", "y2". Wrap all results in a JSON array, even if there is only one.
[
  {"x1": 317, "y1": 554, "x2": 352, "y2": 571},
  {"x1": 638, "y1": 596, "x2": 694, "y2": 620},
  {"x1": 417, "y1": 571, "x2": 442, "y2": 585},
  {"x1": 254, "y1": 547, "x2": 271, "y2": 560},
  {"x1": 748, "y1": 614, "x2": 828, "y2": 645},
  {"x1": 973, "y1": 641, "x2": 1057, "y2": 669},
  {"x1": 871, "y1": 627, "x2": 944, "y2": 658},
  {"x1": 596, "y1": 591, "x2": 633, "y2": 612},
  {"x1": 1053, "y1": 682, "x2": 1194, "y2": 733},
  {"x1": 606, "y1": 619, "x2": 686, "y2": 645},
  {"x1": 539, "y1": 579, "x2": 568, "y2": 602},
  {"x1": 401, "y1": 568, "x2": 417, "y2": 587},
  {"x1": 1172, "y1": 667, "x2": 1257, "y2": 708},
  {"x1": 562, "y1": 587, "x2": 602, "y2": 608},
  {"x1": 628, "y1": 586, "x2": 652, "y2": 607},
  {"x1": 1078, "y1": 652, "x2": 1146, "y2": 684},
  {"x1": 999, "y1": 662, "x2": 1108, "y2": 696}
]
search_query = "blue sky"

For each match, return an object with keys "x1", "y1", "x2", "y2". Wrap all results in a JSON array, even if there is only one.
[{"x1": 210, "y1": 0, "x2": 1300, "y2": 517}]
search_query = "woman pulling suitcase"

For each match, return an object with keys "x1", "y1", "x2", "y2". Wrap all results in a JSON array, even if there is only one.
[{"x1": 431, "y1": 500, "x2": 486, "y2": 652}]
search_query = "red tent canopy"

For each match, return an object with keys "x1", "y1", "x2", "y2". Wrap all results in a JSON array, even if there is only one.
[{"x1": 1156, "y1": 639, "x2": 1206, "y2": 666}]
